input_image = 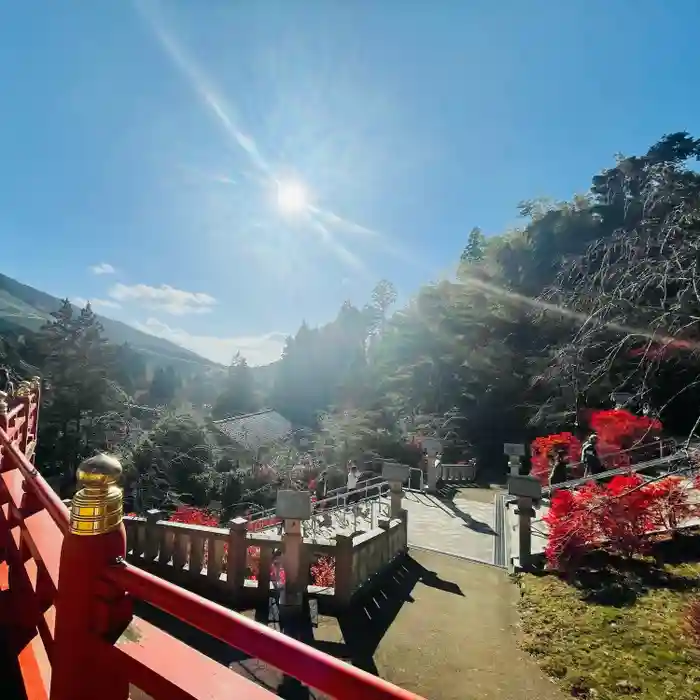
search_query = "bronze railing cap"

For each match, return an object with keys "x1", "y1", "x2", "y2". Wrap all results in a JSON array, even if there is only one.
[{"x1": 77, "y1": 453, "x2": 123, "y2": 489}]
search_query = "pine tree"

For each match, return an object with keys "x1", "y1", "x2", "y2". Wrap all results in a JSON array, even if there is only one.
[{"x1": 460, "y1": 227, "x2": 486, "y2": 264}]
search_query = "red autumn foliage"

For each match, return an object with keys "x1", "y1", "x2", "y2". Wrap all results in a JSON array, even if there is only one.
[
  {"x1": 587, "y1": 408, "x2": 662, "y2": 465},
  {"x1": 544, "y1": 474, "x2": 699, "y2": 570},
  {"x1": 310, "y1": 556, "x2": 336, "y2": 588},
  {"x1": 169, "y1": 505, "x2": 219, "y2": 527},
  {"x1": 531, "y1": 409, "x2": 663, "y2": 485},
  {"x1": 531, "y1": 432, "x2": 583, "y2": 485}
]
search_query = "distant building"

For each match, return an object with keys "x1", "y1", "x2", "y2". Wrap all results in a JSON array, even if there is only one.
[{"x1": 212, "y1": 409, "x2": 293, "y2": 453}]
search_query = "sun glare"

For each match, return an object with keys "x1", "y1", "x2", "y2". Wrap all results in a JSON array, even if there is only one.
[{"x1": 276, "y1": 179, "x2": 308, "y2": 215}]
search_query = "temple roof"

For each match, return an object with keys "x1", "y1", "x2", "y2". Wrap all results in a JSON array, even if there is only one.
[{"x1": 212, "y1": 409, "x2": 292, "y2": 452}]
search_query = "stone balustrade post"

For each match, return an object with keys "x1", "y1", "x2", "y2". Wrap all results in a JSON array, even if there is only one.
[
  {"x1": 226, "y1": 517, "x2": 249, "y2": 595},
  {"x1": 145, "y1": 509, "x2": 164, "y2": 561},
  {"x1": 426, "y1": 456, "x2": 438, "y2": 493},
  {"x1": 333, "y1": 534, "x2": 354, "y2": 605},
  {"x1": 508, "y1": 475, "x2": 542, "y2": 572},
  {"x1": 51, "y1": 454, "x2": 131, "y2": 700},
  {"x1": 276, "y1": 490, "x2": 312, "y2": 609},
  {"x1": 382, "y1": 462, "x2": 410, "y2": 519}
]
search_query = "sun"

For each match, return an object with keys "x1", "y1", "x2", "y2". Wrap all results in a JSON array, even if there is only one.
[{"x1": 276, "y1": 179, "x2": 308, "y2": 215}]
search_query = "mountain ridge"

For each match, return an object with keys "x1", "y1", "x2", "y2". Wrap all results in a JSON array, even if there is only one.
[{"x1": 0, "y1": 271, "x2": 220, "y2": 371}]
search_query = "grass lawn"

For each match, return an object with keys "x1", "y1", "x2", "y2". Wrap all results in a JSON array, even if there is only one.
[{"x1": 518, "y1": 555, "x2": 700, "y2": 699}]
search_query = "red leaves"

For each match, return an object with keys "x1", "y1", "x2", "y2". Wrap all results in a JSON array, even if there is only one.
[
  {"x1": 169, "y1": 505, "x2": 219, "y2": 527},
  {"x1": 531, "y1": 433, "x2": 582, "y2": 485},
  {"x1": 544, "y1": 474, "x2": 698, "y2": 570},
  {"x1": 310, "y1": 556, "x2": 336, "y2": 588},
  {"x1": 530, "y1": 409, "x2": 664, "y2": 486},
  {"x1": 588, "y1": 408, "x2": 662, "y2": 457}
]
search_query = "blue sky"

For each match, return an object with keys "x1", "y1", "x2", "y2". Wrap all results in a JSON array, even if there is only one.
[{"x1": 1, "y1": 1, "x2": 698, "y2": 365}]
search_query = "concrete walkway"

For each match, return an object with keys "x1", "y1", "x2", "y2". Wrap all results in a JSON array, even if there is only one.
[
  {"x1": 403, "y1": 488, "x2": 501, "y2": 565},
  {"x1": 313, "y1": 549, "x2": 565, "y2": 700}
]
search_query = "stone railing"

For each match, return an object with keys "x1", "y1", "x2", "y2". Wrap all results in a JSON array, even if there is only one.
[
  {"x1": 441, "y1": 463, "x2": 477, "y2": 484},
  {"x1": 123, "y1": 463, "x2": 412, "y2": 611},
  {"x1": 123, "y1": 503, "x2": 408, "y2": 610}
]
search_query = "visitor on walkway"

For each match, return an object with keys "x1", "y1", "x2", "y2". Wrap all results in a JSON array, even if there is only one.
[
  {"x1": 346, "y1": 462, "x2": 360, "y2": 504},
  {"x1": 549, "y1": 448, "x2": 569, "y2": 489},
  {"x1": 435, "y1": 452, "x2": 444, "y2": 489},
  {"x1": 581, "y1": 433, "x2": 604, "y2": 477}
]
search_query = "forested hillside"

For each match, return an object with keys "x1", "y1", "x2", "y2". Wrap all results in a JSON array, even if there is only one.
[{"x1": 5, "y1": 132, "x2": 700, "y2": 512}]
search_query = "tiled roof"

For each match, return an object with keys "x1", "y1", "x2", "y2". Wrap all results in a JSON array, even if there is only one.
[{"x1": 213, "y1": 409, "x2": 292, "y2": 452}]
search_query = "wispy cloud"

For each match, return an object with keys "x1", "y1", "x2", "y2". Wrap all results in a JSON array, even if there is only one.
[
  {"x1": 89, "y1": 263, "x2": 116, "y2": 276},
  {"x1": 71, "y1": 296, "x2": 122, "y2": 310},
  {"x1": 108, "y1": 282, "x2": 216, "y2": 316},
  {"x1": 132, "y1": 317, "x2": 286, "y2": 366}
]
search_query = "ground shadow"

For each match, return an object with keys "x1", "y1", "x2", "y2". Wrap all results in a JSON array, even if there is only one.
[
  {"x1": 132, "y1": 555, "x2": 465, "y2": 698},
  {"x1": 326, "y1": 555, "x2": 464, "y2": 676},
  {"x1": 436, "y1": 493, "x2": 497, "y2": 536},
  {"x1": 556, "y1": 545, "x2": 700, "y2": 607}
]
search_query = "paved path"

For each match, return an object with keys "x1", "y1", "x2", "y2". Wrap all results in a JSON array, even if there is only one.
[
  {"x1": 403, "y1": 489, "x2": 500, "y2": 565},
  {"x1": 314, "y1": 549, "x2": 566, "y2": 700}
]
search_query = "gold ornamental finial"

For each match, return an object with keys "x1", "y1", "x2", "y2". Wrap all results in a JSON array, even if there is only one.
[
  {"x1": 16, "y1": 381, "x2": 31, "y2": 398},
  {"x1": 0, "y1": 391, "x2": 7, "y2": 415},
  {"x1": 70, "y1": 454, "x2": 124, "y2": 536},
  {"x1": 30, "y1": 376, "x2": 41, "y2": 391}
]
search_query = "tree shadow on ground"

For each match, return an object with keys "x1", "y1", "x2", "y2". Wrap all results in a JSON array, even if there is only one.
[
  {"x1": 434, "y1": 490, "x2": 497, "y2": 536},
  {"x1": 548, "y1": 542, "x2": 700, "y2": 607}
]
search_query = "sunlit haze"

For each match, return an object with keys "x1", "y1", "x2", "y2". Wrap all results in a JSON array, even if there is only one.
[
  {"x1": 276, "y1": 179, "x2": 309, "y2": 216},
  {"x1": 0, "y1": 1, "x2": 698, "y2": 365}
]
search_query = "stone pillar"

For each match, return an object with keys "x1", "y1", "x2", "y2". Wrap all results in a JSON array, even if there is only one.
[
  {"x1": 382, "y1": 462, "x2": 410, "y2": 519},
  {"x1": 51, "y1": 454, "x2": 131, "y2": 700},
  {"x1": 226, "y1": 517, "x2": 248, "y2": 595},
  {"x1": 426, "y1": 456, "x2": 438, "y2": 493},
  {"x1": 508, "y1": 456, "x2": 520, "y2": 477},
  {"x1": 515, "y1": 496, "x2": 536, "y2": 570},
  {"x1": 508, "y1": 475, "x2": 541, "y2": 572},
  {"x1": 333, "y1": 534, "x2": 354, "y2": 605},
  {"x1": 276, "y1": 490, "x2": 312, "y2": 609},
  {"x1": 145, "y1": 509, "x2": 164, "y2": 561}
]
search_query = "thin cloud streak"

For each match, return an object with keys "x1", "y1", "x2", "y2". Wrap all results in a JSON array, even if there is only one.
[{"x1": 135, "y1": 0, "x2": 410, "y2": 272}]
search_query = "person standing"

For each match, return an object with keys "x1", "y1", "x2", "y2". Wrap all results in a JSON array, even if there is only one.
[
  {"x1": 581, "y1": 434, "x2": 604, "y2": 477},
  {"x1": 346, "y1": 462, "x2": 360, "y2": 504},
  {"x1": 549, "y1": 448, "x2": 569, "y2": 489}
]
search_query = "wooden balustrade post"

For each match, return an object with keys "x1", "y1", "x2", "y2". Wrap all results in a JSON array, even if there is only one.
[
  {"x1": 227, "y1": 517, "x2": 248, "y2": 596},
  {"x1": 50, "y1": 455, "x2": 131, "y2": 700},
  {"x1": 15, "y1": 381, "x2": 32, "y2": 453},
  {"x1": 0, "y1": 391, "x2": 8, "y2": 439}
]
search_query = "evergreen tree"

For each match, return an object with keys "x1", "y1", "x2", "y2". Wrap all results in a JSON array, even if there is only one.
[{"x1": 212, "y1": 353, "x2": 260, "y2": 419}]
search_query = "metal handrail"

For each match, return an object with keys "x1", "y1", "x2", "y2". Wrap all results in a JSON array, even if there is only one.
[
  {"x1": 544, "y1": 450, "x2": 688, "y2": 496},
  {"x1": 550, "y1": 438, "x2": 676, "y2": 475},
  {"x1": 248, "y1": 474, "x2": 388, "y2": 524}
]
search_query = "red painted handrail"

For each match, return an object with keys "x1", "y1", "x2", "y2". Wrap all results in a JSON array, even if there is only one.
[
  {"x1": 106, "y1": 562, "x2": 423, "y2": 700},
  {"x1": 1, "y1": 390, "x2": 423, "y2": 699},
  {"x1": 0, "y1": 425, "x2": 70, "y2": 533}
]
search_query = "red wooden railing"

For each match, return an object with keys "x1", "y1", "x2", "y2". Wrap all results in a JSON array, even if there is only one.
[{"x1": 0, "y1": 384, "x2": 423, "y2": 700}]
